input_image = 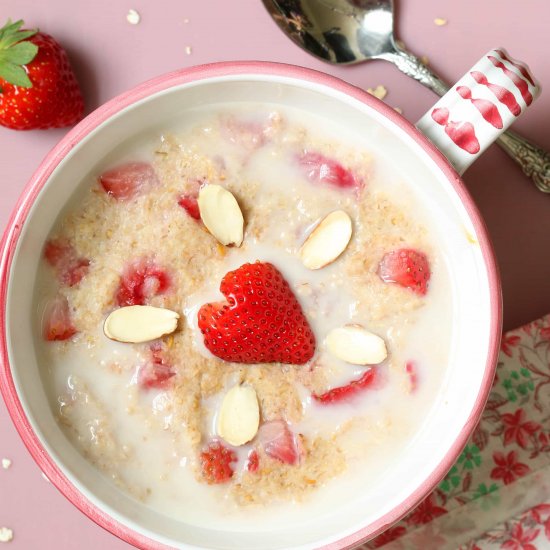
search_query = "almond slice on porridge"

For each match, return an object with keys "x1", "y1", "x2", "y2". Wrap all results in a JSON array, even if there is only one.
[
  {"x1": 326, "y1": 325, "x2": 388, "y2": 365},
  {"x1": 217, "y1": 385, "x2": 260, "y2": 447},
  {"x1": 103, "y1": 305, "x2": 179, "y2": 343},
  {"x1": 198, "y1": 184, "x2": 244, "y2": 246},
  {"x1": 299, "y1": 210, "x2": 353, "y2": 269}
]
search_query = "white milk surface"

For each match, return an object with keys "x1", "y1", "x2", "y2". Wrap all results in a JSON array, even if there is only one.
[{"x1": 34, "y1": 104, "x2": 453, "y2": 531}]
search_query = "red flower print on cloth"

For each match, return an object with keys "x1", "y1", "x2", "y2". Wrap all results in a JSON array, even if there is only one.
[
  {"x1": 407, "y1": 523, "x2": 448, "y2": 548},
  {"x1": 405, "y1": 493, "x2": 447, "y2": 525},
  {"x1": 490, "y1": 451, "x2": 531, "y2": 485},
  {"x1": 501, "y1": 334, "x2": 521, "y2": 357},
  {"x1": 540, "y1": 325, "x2": 550, "y2": 340},
  {"x1": 502, "y1": 409, "x2": 541, "y2": 448},
  {"x1": 368, "y1": 526, "x2": 406, "y2": 548},
  {"x1": 530, "y1": 504, "x2": 550, "y2": 540},
  {"x1": 500, "y1": 522, "x2": 540, "y2": 550}
]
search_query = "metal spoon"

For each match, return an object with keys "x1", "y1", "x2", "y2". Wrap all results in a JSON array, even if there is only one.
[{"x1": 263, "y1": 0, "x2": 550, "y2": 193}]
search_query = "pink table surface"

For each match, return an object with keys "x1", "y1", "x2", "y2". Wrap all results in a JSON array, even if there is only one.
[{"x1": 0, "y1": 1, "x2": 549, "y2": 548}]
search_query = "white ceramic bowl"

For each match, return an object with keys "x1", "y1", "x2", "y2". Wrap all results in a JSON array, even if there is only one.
[{"x1": 1, "y1": 59, "x2": 520, "y2": 549}]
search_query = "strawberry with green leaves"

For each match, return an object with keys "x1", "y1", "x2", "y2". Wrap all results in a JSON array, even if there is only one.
[{"x1": 0, "y1": 19, "x2": 83, "y2": 130}]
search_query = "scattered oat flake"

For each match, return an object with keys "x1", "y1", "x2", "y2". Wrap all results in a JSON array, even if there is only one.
[
  {"x1": 1, "y1": 459, "x2": 11, "y2": 470},
  {"x1": 126, "y1": 9, "x2": 141, "y2": 25},
  {"x1": 434, "y1": 18, "x2": 447, "y2": 26},
  {"x1": 185, "y1": 45, "x2": 192, "y2": 55},
  {"x1": 0, "y1": 528, "x2": 13, "y2": 543},
  {"x1": 41, "y1": 472, "x2": 50, "y2": 482},
  {"x1": 367, "y1": 85, "x2": 387, "y2": 100},
  {"x1": 465, "y1": 229, "x2": 478, "y2": 244},
  {"x1": 393, "y1": 107, "x2": 403, "y2": 114},
  {"x1": 421, "y1": 55, "x2": 429, "y2": 65},
  {"x1": 395, "y1": 39, "x2": 406, "y2": 49}
]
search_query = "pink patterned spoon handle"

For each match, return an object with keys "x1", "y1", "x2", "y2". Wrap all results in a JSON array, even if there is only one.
[
  {"x1": 393, "y1": 46, "x2": 549, "y2": 192},
  {"x1": 416, "y1": 48, "x2": 546, "y2": 191}
]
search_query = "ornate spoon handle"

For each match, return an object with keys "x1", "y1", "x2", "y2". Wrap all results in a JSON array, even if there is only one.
[
  {"x1": 382, "y1": 48, "x2": 449, "y2": 96},
  {"x1": 383, "y1": 48, "x2": 550, "y2": 192},
  {"x1": 495, "y1": 130, "x2": 550, "y2": 193}
]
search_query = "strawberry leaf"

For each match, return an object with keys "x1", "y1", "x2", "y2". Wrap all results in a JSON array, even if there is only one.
[
  {"x1": 0, "y1": 19, "x2": 23, "y2": 41},
  {"x1": 1, "y1": 41, "x2": 38, "y2": 64},
  {"x1": 0, "y1": 18, "x2": 38, "y2": 88},
  {"x1": 0, "y1": 61, "x2": 32, "y2": 88}
]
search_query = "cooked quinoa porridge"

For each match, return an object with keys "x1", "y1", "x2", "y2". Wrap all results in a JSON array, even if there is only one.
[{"x1": 35, "y1": 105, "x2": 453, "y2": 528}]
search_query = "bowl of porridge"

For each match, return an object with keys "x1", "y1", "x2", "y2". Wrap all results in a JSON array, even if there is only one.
[{"x1": 0, "y1": 51, "x2": 539, "y2": 549}]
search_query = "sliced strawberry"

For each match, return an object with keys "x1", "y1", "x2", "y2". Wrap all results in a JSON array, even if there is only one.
[
  {"x1": 115, "y1": 258, "x2": 170, "y2": 307},
  {"x1": 377, "y1": 248, "x2": 430, "y2": 295},
  {"x1": 44, "y1": 239, "x2": 90, "y2": 287},
  {"x1": 313, "y1": 368, "x2": 376, "y2": 404},
  {"x1": 99, "y1": 162, "x2": 159, "y2": 201},
  {"x1": 178, "y1": 194, "x2": 200, "y2": 220},
  {"x1": 137, "y1": 342, "x2": 176, "y2": 389},
  {"x1": 43, "y1": 295, "x2": 77, "y2": 341},
  {"x1": 246, "y1": 449, "x2": 260, "y2": 473},
  {"x1": 198, "y1": 262, "x2": 315, "y2": 365},
  {"x1": 200, "y1": 441, "x2": 238, "y2": 484},
  {"x1": 257, "y1": 420, "x2": 303, "y2": 465},
  {"x1": 406, "y1": 361, "x2": 418, "y2": 392},
  {"x1": 297, "y1": 151, "x2": 361, "y2": 190}
]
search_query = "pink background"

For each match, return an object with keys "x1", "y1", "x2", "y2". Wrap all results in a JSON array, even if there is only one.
[{"x1": 0, "y1": 1, "x2": 548, "y2": 548}]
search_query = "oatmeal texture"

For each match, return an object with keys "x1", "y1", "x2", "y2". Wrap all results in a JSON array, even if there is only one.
[{"x1": 39, "y1": 107, "x2": 438, "y2": 512}]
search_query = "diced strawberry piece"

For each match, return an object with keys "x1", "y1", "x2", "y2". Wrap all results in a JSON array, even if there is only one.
[
  {"x1": 200, "y1": 441, "x2": 238, "y2": 484},
  {"x1": 137, "y1": 362, "x2": 175, "y2": 389},
  {"x1": 115, "y1": 258, "x2": 170, "y2": 307},
  {"x1": 313, "y1": 368, "x2": 376, "y2": 404},
  {"x1": 406, "y1": 361, "x2": 418, "y2": 392},
  {"x1": 99, "y1": 162, "x2": 159, "y2": 201},
  {"x1": 197, "y1": 262, "x2": 315, "y2": 365},
  {"x1": 246, "y1": 450, "x2": 260, "y2": 473},
  {"x1": 297, "y1": 151, "x2": 361, "y2": 190},
  {"x1": 137, "y1": 342, "x2": 176, "y2": 390},
  {"x1": 44, "y1": 239, "x2": 90, "y2": 287},
  {"x1": 44, "y1": 239, "x2": 70, "y2": 266},
  {"x1": 43, "y1": 296, "x2": 77, "y2": 341},
  {"x1": 257, "y1": 420, "x2": 303, "y2": 465},
  {"x1": 62, "y1": 258, "x2": 90, "y2": 287},
  {"x1": 377, "y1": 248, "x2": 431, "y2": 295},
  {"x1": 178, "y1": 194, "x2": 200, "y2": 220},
  {"x1": 221, "y1": 116, "x2": 269, "y2": 152}
]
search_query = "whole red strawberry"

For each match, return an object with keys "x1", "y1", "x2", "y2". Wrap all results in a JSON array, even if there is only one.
[
  {"x1": 377, "y1": 248, "x2": 431, "y2": 295},
  {"x1": 198, "y1": 262, "x2": 316, "y2": 365},
  {"x1": 0, "y1": 19, "x2": 84, "y2": 130}
]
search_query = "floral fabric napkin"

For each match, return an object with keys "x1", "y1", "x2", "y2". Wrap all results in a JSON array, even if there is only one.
[{"x1": 362, "y1": 315, "x2": 550, "y2": 549}]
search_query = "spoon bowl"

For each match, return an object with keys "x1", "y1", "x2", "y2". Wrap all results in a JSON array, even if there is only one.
[{"x1": 263, "y1": 0, "x2": 399, "y2": 64}]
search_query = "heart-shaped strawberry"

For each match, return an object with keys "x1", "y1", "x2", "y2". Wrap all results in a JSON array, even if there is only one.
[{"x1": 197, "y1": 262, "x2": 316, "y2": 364}]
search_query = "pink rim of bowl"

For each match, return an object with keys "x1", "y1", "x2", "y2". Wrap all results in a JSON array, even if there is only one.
[{"x1": 0, "y1": 61, "x2": 502, "y2": 550}]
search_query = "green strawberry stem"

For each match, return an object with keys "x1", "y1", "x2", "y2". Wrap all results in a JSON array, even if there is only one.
[{"x1": 0, "y1": 19, "x2": 38, "y2": 89}]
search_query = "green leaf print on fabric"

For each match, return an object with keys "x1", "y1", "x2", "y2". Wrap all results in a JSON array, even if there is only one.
[
  {"x1": 501, "y1": 369, "x2": 535, "y2": 402},
  {"x1": 439, "y1": 465, "x2": 461, "y2": 493},
  {"x1": 472, "y1": 482, "x2": 500, "y2": 510},
  {"x1": 457, "y1": 444, "x2": 482, "y2": 470}
]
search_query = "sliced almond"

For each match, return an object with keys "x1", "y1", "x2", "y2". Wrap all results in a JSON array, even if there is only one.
[
  {"x1": 104, "y1": 305, "x2": 179, "y2": 343},
  {"x1": 198, "y1": 184, "x2": 244, "y2": 246},
  {"x1": 299, "y1": 210, "x2": 352, "y2": 270},
  {"x1": 326, "y1": 325, "x2": 387, "y2": 365},
  {"x1": 217, "y1": 385, "x2": 260, "y2": 446}
]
